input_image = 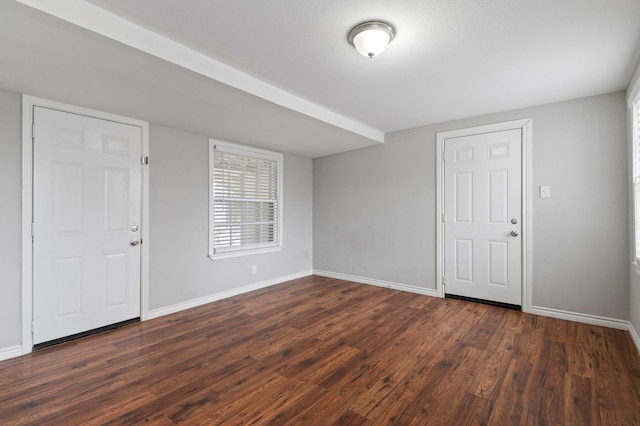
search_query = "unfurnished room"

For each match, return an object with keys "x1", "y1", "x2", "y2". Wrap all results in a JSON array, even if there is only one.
[{"x1": 1, "y1": 0, "x2": 640, "y2": 424}]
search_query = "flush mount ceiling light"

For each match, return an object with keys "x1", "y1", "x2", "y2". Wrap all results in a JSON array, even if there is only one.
[{"x1": 348, "y1": 21, "x2": 395, "y2": 59}]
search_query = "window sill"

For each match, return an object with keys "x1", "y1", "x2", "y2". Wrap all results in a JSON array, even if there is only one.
[{"x1": 208, "y1": 246, "x2": 281, "y2": 261}]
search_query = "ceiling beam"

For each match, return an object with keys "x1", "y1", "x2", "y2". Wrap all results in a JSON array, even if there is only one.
[{"x1": 16, "y1": 0, "x2": 385, "y2": 144}]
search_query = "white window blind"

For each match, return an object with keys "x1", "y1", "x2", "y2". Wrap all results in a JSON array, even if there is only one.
[
  {"x1": 633, "y1": 97, "x2": 640, "y2": 261},
  {"x1": 209, "y1": 140, "x2": 282, "y2": 258}
]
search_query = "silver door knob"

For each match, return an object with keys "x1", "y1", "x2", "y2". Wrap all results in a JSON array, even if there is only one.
[
  {"x1": 511, "y1": 218, "x2": 518, "y2": 224},
  {"x1": 510, "y1": 231, "x2": 519, "y2": 237},
  {"x1": 130, "y1": 239, "x2": 140, "y2": 246}
]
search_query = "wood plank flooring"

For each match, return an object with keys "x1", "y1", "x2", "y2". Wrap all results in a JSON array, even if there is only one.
[{"x1": 1, "y1": 275, "x2": 639, "y2": 425}]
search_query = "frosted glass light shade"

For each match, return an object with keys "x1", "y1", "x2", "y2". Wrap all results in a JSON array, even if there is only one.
[{"x1": 348, "y1": 21, "x2": 395, "y2": 59}]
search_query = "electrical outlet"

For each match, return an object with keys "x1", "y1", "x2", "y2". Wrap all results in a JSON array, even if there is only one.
[
  {"x1": 539, "y1": 186, "x2": 551, "y2": 198},
  {"x1": 251, "y1": 264, "x2": 257, "y2": 274}
]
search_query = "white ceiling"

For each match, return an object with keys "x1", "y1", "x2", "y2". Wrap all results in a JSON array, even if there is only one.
[{"x1": 4, "y1": 0, "x2": 640, "y2": 157}]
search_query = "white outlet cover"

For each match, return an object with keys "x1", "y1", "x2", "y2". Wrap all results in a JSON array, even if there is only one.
[{"x1": 539, "y1": 186, "x2": 551, "y2": 198}]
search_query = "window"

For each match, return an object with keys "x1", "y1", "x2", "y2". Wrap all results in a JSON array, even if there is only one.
[
  {"x1": 633, "y1": 96, "x2": 640, "y2": 263},
  {"x1": 209, "y1": 139, "x2": 283, "y2": 259}
]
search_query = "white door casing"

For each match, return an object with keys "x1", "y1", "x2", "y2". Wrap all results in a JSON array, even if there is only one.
[
  {"x1": 436, "y1": 119, "x2": 532, "y2": 310},
  {"x1": 22, "y1": 96, "x2": 150, "y2": 352}
]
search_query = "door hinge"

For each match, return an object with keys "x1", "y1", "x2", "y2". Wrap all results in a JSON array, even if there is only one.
[
  {"x1": 141, "y1": 156, "x2": 149, "y2": 165},
  {"x1": 31, "y1": 222, "x2": 35, "y2": 238},
  {"x1": 442, "y1": 275, "x2": 446, "y2": 286},
  {"x1": 32, "y1": 124, "x2": 36, "y2": 141},
  {"x1": 441, "y1": 213, "x2": 445, "y2": 223},
  {"x1": 442, "y1": 151, "x2": 446, "y2": 161},
  {"x1": 31, "y1": 321, "x2": 34, "y2": 334}
]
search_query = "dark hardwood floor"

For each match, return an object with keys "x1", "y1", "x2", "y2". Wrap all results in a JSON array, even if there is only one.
[{"x1": 1, "y1": 275, "x2": 639, "y2": 425}]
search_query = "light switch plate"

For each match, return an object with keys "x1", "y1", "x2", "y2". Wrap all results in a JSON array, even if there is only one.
[{"x1": 539, "y1": 185, "x2": 551, "y2": 198}]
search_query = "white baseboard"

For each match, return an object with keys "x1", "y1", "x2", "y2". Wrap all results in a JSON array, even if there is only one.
[
  {"x1": 0, "y1": 345, "x2": 23, "y2": 362},
  {"x1": 630, "y1": 322, "x2": 640, "y2": 354},
  {"x1": 148, "y1": 270, "x2": 313, "y2": 319},
  {"x1": 530, "y1": 306, "x2": 630, "y2": 330},
  {"x1": 313, "y1": 269, "x2": 439, "y2": 297}
]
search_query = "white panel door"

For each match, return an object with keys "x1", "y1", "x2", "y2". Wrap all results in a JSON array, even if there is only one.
[
  {"x1": 443, "y1": 129, "x2": 522, "y2": 306},
  {"x1": 33, "y1": 106, "x2": 142, "y2": 344}
]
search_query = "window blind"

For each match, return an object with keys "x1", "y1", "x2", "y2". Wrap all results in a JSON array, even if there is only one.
[{"x1": 212, "y1": 147, "x2": 279, "y2": 254}]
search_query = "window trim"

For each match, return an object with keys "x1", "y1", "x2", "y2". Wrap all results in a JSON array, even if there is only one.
[
  {"x1": 631, "y1": 96, "x2": 640, "y2": 274},
  {"x1": 208, "y1": 139, "x2": 283, "y2": 260}
]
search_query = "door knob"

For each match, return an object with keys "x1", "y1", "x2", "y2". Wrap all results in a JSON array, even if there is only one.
[
  {"x1": 511, "y1": 218, "x2": 518, "y2": 224},
  {"x1": 130, "y1": 239, "x2": 140, "y2": 246},
  {"x1": 510, "y1": 231, "x2": 519, "y2": 237}
]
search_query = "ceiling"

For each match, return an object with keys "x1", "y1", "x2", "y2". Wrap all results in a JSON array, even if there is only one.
[{"x1": 3, "y1": 0, "x2": 640, "y2": 158}]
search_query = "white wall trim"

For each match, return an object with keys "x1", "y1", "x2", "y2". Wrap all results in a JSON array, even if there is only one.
[
  {"x1": 435, "y1": 118, "x2": 533, "y2": 312},
  {"x1": 21, "y1": 97, "x2": 34, "y2": 355},
  {"x1": 15, "y1": 0, "x2": 384, "y2": 144},
  {"x1": 629, "y1": 322, "x2": 640, "y2": 354},
  {"x1": 313, "y1": 270, "x2": 439, "y2": 297},
  {"x1": 21, "y1": 95, "x2": 150, "y2": 355},
  {"x1": 0, "y1": 345, "x2": 23, "y2": 362},
  {"x1": 148, "y1": 270, "x2": 313, "y2": 320},
  {"x1": 531, "y1": 306, "x2": 630, "y2": 330},
  {"x1": 523, "y1": 120, "x2": 533, "y2": 312}
]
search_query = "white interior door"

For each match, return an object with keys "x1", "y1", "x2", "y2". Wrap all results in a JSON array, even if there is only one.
[
  {"x1": 443, "y1": 129, "x2": 522, "y2": 306},
  {"x1": 32, "y1": 106, "x2": 142, "y2": 344}
]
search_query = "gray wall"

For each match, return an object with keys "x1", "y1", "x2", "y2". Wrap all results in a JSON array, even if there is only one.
[
  {"x1": 314, "y1": 92, "x2": 630, "y2": 320},
  {"x1": 148, "y1": 124, "x2": 313, "y2": 311},
  {"x1": 313, "y1": 125, "x2": 436, "y2": 287},
  {"x1": 0, "y1": 91, "x2": 22, "y2": 349}
]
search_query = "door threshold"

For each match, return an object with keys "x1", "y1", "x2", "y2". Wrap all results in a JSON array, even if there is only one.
[
  {"x1": 34, "y1": 318, "x2": 140, "y2": 350},
  {"x1": 445, "y1": 294, "x2": 521, "y2": 311}
]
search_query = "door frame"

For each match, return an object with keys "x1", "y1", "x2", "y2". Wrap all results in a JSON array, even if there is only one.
[
  {"x1": 21, "y1": 95, "x2": 150, "y2": 354},
  {"x1": 435, "y1": 119, "x2": 533, "y2": 312}
]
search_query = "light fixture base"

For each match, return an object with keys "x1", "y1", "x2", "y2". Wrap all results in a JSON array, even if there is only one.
[{"x1": 348, "y1": 21, "x2": 395, "y2": 58}]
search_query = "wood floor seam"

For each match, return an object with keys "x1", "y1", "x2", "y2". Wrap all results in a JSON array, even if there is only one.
[{"x1": 0, "y1": 275, "x2": 638, "y2": 425}]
